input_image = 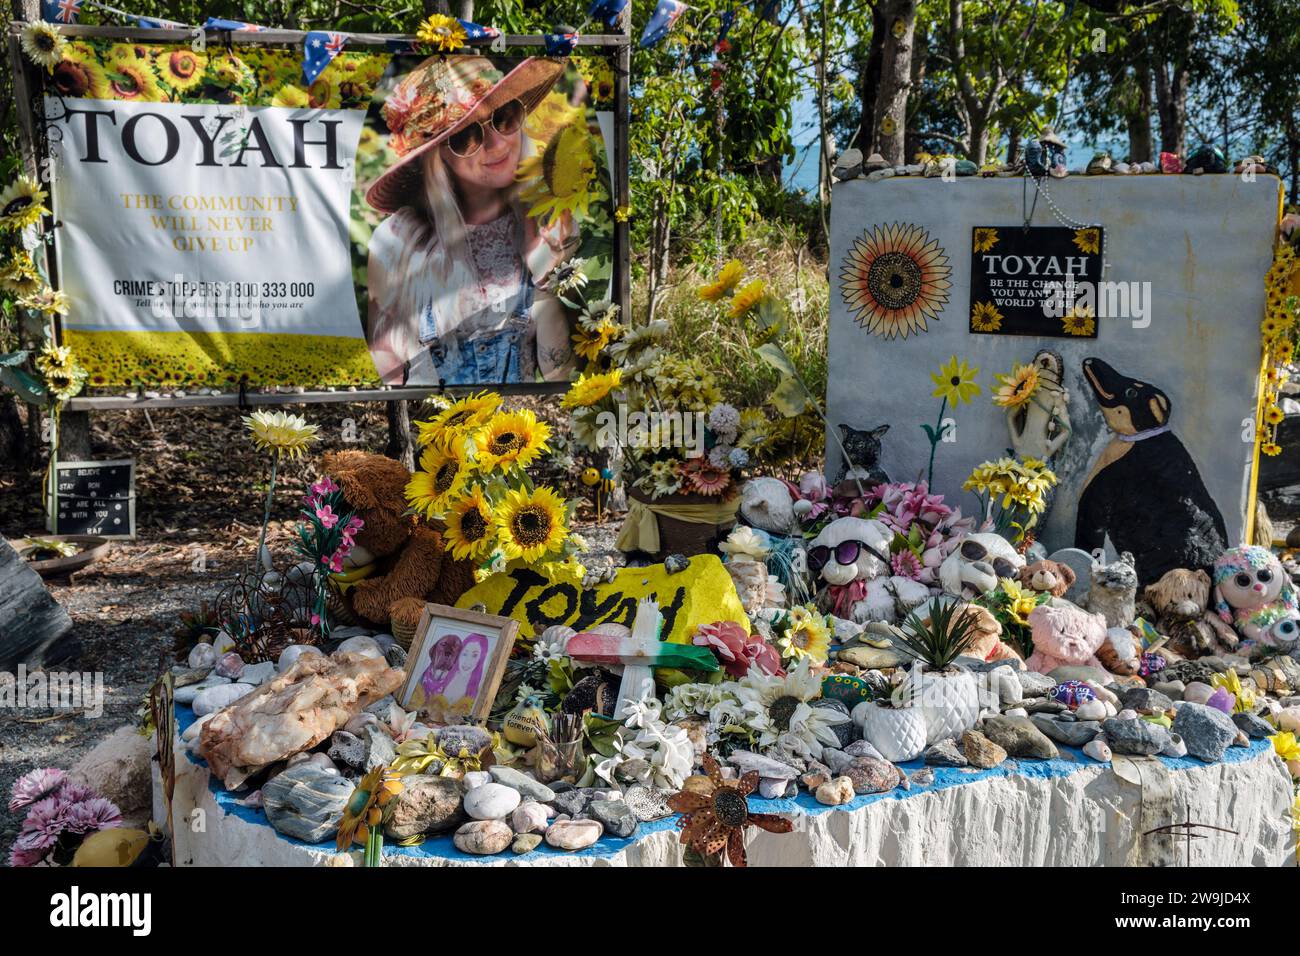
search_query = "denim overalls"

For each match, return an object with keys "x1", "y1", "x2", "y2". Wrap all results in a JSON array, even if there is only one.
[{"x1": 418, "y1": 272, "x2": 534, "y2": 384}]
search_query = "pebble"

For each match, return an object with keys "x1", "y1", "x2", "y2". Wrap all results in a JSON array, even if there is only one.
[
  {"x1": 1231, "y1": 711, "x2": 1276, "y2": 739},
  {"x1": 961, "y1": 729, "x2": 1007, "y2": 768},
  {"x1": 453, "y1": 820, "x2": 513, "y2": 855},
  {"x1": 383, "y1": 776, "x2": 466, "y2": 839},
  {"x1": 1121, "y1": 687, "x2": 1174, "y2": 713},
  {"x1": 587, "y1": 798, "x2": 639, "y2": 838},
  {"x1": 1161, "y1": 733, "x2": 1188, "y2": 758},
  {"x1": 1153, "y1": 680, "x2": 1186, "y2": 701},
  {"x1": 191, "y1": 682, "x2": 255, "y2": 716},
  {"x1": 1075, "y1": 699, "x2": 1107, "y2": 721},
  {"x1": 545, "y1": 819, "x2": 603, "y2": 851},
  {"x1": 1015, "y1": 671, "x2": 1057, "y2": 698},
  {"x1": 511, "y1": 801, "x2": 551, "y2": 835},
  {"x1": 923, "y1": 738, "x2": 968, "y2": 767},
  {"x1": 1030, "y1": 715, "x2": 1102, "y2": 748},
  {"x1": 240, "y1": 661, "x2": 277, "y2": 685},
  {"x1": 1102, "y1": 717, "x2": 1171, "y2": 756},
  {"x1": 174, "y1": 675, "x2": 230, "y2": 706},
  {"x1": 188, "y1": 643, "x2": 216, "y2": 669},
  {"x1": 815, "y1": 776, "x2": 856, "y2": 806},
  {"x1": 550, "y1": 789, "x2": 592, "y2": 818},
  {"x1": 758, "y1": 777, "x2": 795, "y2": 799},
  {"x1": 840, "y1": 756, "x2": 905, "y2": 793},
  {"x1": 982, "y1": 715, "x2": 1059, "y2": 759},
  {"x1": 1083, "y1": 739, "x2": 1112, "y2": 762},
  {"x1": 278, "y1": 644, "x2": 322, "y2": 672},
  {"x1": 462, "y1": 771, "x2": 492, "y2": 790},
  {"x1": 1171, "y1": 702, "x2": 1237, "y2": 762},
  {"x1": 214, "y1": 652, "x2": 245, "y2": 679},
  {"x1": 1182, "y1": 682, "x2": 1214, "y2": 706},
  {"x1": 489, "y1": 766, "x2": 556, "y2": 803},
  {"x1": 336, "y1": 636, "x2": 383, "y2": 659},
  {"x1": 462, "y1": 783, "x2": 521, "y2": 820},
  {"x1": 512, "y1": 833, "x2": 543, "y2": 854}
]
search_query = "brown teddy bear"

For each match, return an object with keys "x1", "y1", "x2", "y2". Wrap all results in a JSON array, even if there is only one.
[
  {"x1": 322, "y1": 451, "x2": 477, "y2": 628},
  {"x1": 1018, "y1": 559, "x2": 1076, "y2": 598},
  {"x1": 927, "y1": 602, "x2": 1024, "y2": 666},
  {"x1": 1140, "y1": 567, "x2": 1239, "y2": 658}
]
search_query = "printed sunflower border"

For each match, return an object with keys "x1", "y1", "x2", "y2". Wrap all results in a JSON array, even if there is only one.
[{"x1": 839, "y1": 221, "x2": 952, "y2": 339}]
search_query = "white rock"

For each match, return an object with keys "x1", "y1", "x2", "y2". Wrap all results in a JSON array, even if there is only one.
[
  {"x1": 1183, "y1": 682, "x2": 1215, "y2": 706},
  {"x1": 1117, "y1": 708, "x2": 1138, "y2": 721},
  {"x1": 462, "y1": 782, "x2": 520, "y2": 820},
  {"x1": 180, "y1": 712, "x2": 216, "y2": 743},
  {"x1": 191, "y1": 683, "x2": 255, "y2": 716},
  {"x1": 212, "y1": 631, "x2": 236, "y2": 655},
  {"x1": 1076, "y1": 699, "x2": 1107, "y2": 721},
  {"x1": 462, "y1": 771, "x2": 492, "y2": 790},
  {"x1": 307, "y1": 753, "x2": 340, "y2": 774},
  {"x1": 1004, "y1": 707, "x2": 1028, "y2": 718},
  {"x1": 1104, "y1": 701, "x2": 1117, "y2": 717},
  {"x1": 545, "y1": 818, "x2": 603, "y2": 850},
  {"x1": 336, "y1": 636, "x2": 383, "y2": 659},
  {"x1": 1161, "y1": 733, "x2": 1188, "y2": 758},
  {"x1": 278, "y1": 644, "x2": 322, "y2": 672},
  {"x1": 174, "y1": 675, "x2": 230, "y2": 705},
  {"x1": 1083, "y1": 739, "x2": 1112, "y2": 762},
  {"x1": 511, "y1": 801, "x2": 550, "y2": 834},
  {"x1": 239, "y1": 661, "x2": 277, "y2": 685},
  {"x1": 188, "y1": 643, "x2": 217, "y2": 668}
]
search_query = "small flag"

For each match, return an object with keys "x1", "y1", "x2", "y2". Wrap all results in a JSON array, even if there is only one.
[
  {"x1": 137, "y1": 14, "x2": 186, "y2": 29},
  {"x1": 203, "y1": 17, "x2": 268, "y2": 32},
  {"x1": 42, "y1": 0, "x2": 82, "y2": 24},
  {"x1": 588, "y1": 0, "x2": 629, "y2": 30},
  {"x1": 716, "y1": 8, "x2": 736, "y2": 48},
  {"x1": 302, "y1": 31, "x2": 346, "y2": 86},
  {"x1": 544, "y1": 32, "x2": 578, "y2": 55},
  {"x1": 639, "y1": 0, "x2": 687, "y2": 48},
  {"x1": 459, "y1": 19, "x2": 501, "y2": 42}
]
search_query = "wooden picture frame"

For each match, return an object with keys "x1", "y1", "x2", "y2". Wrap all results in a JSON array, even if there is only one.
[{"x1": 397, "y1": 603, "x2": 518, "y2": 725}]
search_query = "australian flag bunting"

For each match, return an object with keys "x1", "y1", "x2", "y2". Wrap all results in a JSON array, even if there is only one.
[
  {"x1": 302, "y1": 31, "x2": 346, "y2": 86},
  {"x1": 41, "y1": 0, "x2": 82, "y2": 25},
  {"x1": 203, "y1": 17, "x2": 268, "y2": 32},
  {"x1": 588, "y1": 0, "x2": 629, "y2": 30},
  {"x1": 640, "y1": 0, "x2": 688, "y2": 48},
  {"x1": 544, "y1": 32, "x2": 579, "y2": 55},
  {"x1": 459, "y1": 20, "x2": 501, "y2": 41}
]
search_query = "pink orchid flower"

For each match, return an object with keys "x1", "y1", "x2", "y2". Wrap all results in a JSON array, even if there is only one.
[{"x1": 315, "y1": 505, "x2": 339, "y2": 529}]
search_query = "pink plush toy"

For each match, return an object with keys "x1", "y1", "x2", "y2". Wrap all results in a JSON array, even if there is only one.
[{"x1": 1024, "y1": 603, "x2": 1109, "y2": 675}]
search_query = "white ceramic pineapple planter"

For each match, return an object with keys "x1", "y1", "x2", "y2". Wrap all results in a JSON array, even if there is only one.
[
  {"x1": 906, "y1": 663, "x2": 979, "y2": 745},
  {"x1": 852, "y1": 700, "x2": 927, "y2": 762}
]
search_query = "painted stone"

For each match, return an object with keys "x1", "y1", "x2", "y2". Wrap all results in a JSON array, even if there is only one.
[
  {"x1": 821, "y1": 673, "x2": 874, "y2": 707},
  {"x1": 261, "y1": 763, "x2": 353, "y2": 844}
]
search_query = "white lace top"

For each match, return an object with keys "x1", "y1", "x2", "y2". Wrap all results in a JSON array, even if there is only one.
[{"x1": 464, "y1": 212, "x2": 524, "y2": 316}]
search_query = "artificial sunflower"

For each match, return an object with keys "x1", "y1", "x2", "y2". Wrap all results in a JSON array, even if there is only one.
[
  {"x1": 0, "y1": 176, "x2": 50, "y2": 232},
  {"x1": 1073, "y1": 228, "x2": 1101, "y2": 254},
  {"x1": 572, "y1": 321, "x2": 620, "y2": 362},
  {"x1": 18, "y1": 287, "x2": 69, "y2": 317},
  {"x1": 668, "y1": 754, "x2": 793, "y2": 867},
  {"x1": 416, "y1": 14, "x2": 468, "y2": 52},
  {"x1": 242, "y1": 410, "x2": 319, "y2": 459},
  {"x1": 970, "y1": 300, "x2": 1003, "y2": 333},
  {"x1": 20, "y1": 21, "x2": 65, "y2": 71},
  {"x1": 699, "y1": 260, "x2": 744, "y2": 302},
  {"x1": 1265, "y1": 404, "x2": 1286, "y2": 426},
  {"x1": 0, "y1": 250, "x2": 42, "y2": 295},
  {"x1": 776, "y1": 610, "x2": 832, "y2": 665},
  {"x1": 972, "y1": 228, "x2": 999, "y2": 253},
  {"x1": 992, "y1": 363, "x2": 1040, "y2": 408},
  {"x1": 406, "y1": 432, "x2": 473, "y2": 516},
  {"x1": 154, "y1": 48, "x2": 206, "y2": 92},
  {"x1": 729, "y1": 279, "x2": 766, "y2": 319},
  {"x1": 518, "y1": 124, "x2": 598, "y2": 222},
  {"x1": 475, "y1": 409, "x2": 551, "y2": 471},
  {"x1": 549, "y1": 257, "x2": 589, "y2": 297},
  {"x1": 1061, "y1": 306, "x2": 1096, "y2": 337},
  {"x1": 443, "y1": 483, "x2": 495, "y2": 561},
  {"x1": 495, "y1": 485, "x2": 569, "y2": 562},
  {"x1": 840, "y1": 221, "x2": 952, "y2": 339},
  {"x1": 930, "y1": 355, "x2": 981, "y2": 406},
  {"x1": 419, "y1": 391, "x2": 501, "y2": 442},
  {"x1": 336, "y1": 766, "x2": 403, "y2": 852},
  {"x1": 1262, "y1": 441, "x2": 1282, "y2": 457},
  {"x1": 34, "y1": 342, "x2": 87, "y2": 402},
  {"x1": 562, "y1": 369, "x2": 622, "y2": 409}
]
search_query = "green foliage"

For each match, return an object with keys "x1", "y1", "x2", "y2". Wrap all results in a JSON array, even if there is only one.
[{"x1": 897, "y1": 599, "x2": 981, "y2": 671}]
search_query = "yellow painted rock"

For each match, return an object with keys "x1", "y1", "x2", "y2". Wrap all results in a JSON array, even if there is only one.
[
  {"x1": 456, "y1": 555, "x2": 748, "y2": 645},
  {"x1": 71, "y1": 828, "x2": 152, "y2": 867},
  {"x1": 504, "y1": 698, "x2": 551, "y2": 748}
]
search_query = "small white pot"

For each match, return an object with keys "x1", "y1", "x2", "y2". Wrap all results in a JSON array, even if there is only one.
[
  {"x1": 906, "y1": 666, "x2": 980, "y2": 745},
  {"x1": 854, "y1": 701, "x2": 927, "y2": 762}
]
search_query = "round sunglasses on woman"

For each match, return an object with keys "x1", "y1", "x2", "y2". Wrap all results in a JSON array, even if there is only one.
[{"x1": 446, "y1": 99, "x2": 526, "y2": 158}]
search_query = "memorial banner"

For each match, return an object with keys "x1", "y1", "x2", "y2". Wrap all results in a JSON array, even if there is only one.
[{"x1": 46, "y1": 41, "x2": 617, "y2": 388}]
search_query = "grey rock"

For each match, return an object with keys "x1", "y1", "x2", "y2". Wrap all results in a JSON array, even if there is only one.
[
  {"x1": 384, "y1": 776, "x2": 465, "y2": 838},
  {"x1": 327, "y1": 730, "x2": 367, "y2": 770},
  {"x1": 1153, "y1": 680, "x2": 1186, "y2": 701},
  {"x1": 1231, "y1": 711, "x2": 1276, "y2": 739},
  {"x1": 262, "y1": 763, "x2": 354, "y2": 844},
  {"x1": 489, "y1": 766, "x2": 556, "y2": 803},
  {"x1": 586, "y1": 798, "x2": 638, "y2": 838},
  {"x1": 843, "y1": 739, "x2": 885, "y2": 760},
  {"x1": 1049, "y1": 665, "x2": 1111, "y2": 686},
  {"x1": 664, "y1": 553, "x2": 689, "y2": 573},
  {"x1": 191, "y1": 682, "x2": 255, "y2": 716},
  {"x1": 1023, "y1": 698, "x2": 1068, "y2": 715},
  {"x1": 1016, "y1": 671, "x2": 1057, "y2": 698},
  {"x1": 1030, "y1": 714, "x2": 1102, "y2": 747},
  {"x1": 833, "y1": 147, "x2": 863, "y2": 180},
  {"x1": 550, "y1": 788, "x2": 593, "y2": 817},
  {"x1": 1172, "y1": 702, "x2": 1237, "y2": 762},
  {"x1": 923, "y1": 738, "x2": 968, "y2": 767},
  {"x1": 982, "y1": 715, "x2": 1059, "y2": 759},
  {"x1": 727, "y1": 750, "x2": 800, "y2": 779},
  {"x1": 757, "y1": 777, "x2": 796, "y2": 799},
  {"x1": 1103, "y1": 717, "x2": 1172, "y2": 756},
  {"x1": 1121, "y1": 687, "x2": 1174, "y2": 713},
  {"x1": 384, "y1": 644, "x2": 408, "y2": 669},
  {"x1": 239, "y1": 661, "x2": 277, "y2": 685}
]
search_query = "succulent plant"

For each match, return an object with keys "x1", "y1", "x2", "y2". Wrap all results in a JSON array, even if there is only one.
[{"x1": 896, "y1": 599, "x2": 980, "y2": 671}]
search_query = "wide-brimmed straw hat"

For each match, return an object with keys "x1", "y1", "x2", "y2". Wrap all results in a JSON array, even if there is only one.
[{"x1": 365, "y1": 55, "x2": 566, "y2": 215}]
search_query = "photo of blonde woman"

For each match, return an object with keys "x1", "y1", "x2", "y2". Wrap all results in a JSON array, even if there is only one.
[{"x1": 363, "y1": 55, "x2": 601, "y2": 386}]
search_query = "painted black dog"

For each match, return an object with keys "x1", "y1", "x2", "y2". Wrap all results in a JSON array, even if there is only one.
[{"x1": 1076, "y1": 357, "x2": 1227, "y2": 586}]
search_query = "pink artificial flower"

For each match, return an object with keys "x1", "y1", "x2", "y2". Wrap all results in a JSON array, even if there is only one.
[
  {"x1": 891, "y1": 551, "x2": 924, "y2": 581},
  {"x1": 315, "y1": 505, "x2": 339, "y2": 529},
  {"x1": 327, "y1": 552, "x2": 345, "y2": 573},
  {"x1": 310, "y1": 614, "x2": 321, "y2": 627},
  {"x1": 693, "y1": 621, "x2": 751, "y2": 679},
  {"x1": 747, "y1": 639, "x2": 785, "y2": 677},
  {"x1": 16, "y1": 797, "x2": 65, "y2": 850},
  {"x1": 345, "y1": 516, "x2": 364, "y2": 536},
  {"x1": 799, "y1": 472, "x2": 830, "y2": 502},
  {"x1": 59, "y1": 797, "x2": 122, "y2": 835},
  {"x1": 8, "y1": 768, "x2": 66, "y2": 812},
  {"x1": 8, "y1": 843, "x2": 46, "y2": 867},
  {"x1": 55, "y1": 782, "x2": 94, "y2": 804},
  {"x1": 311, "y1": 476, "x2": 339, "y2": 497}
]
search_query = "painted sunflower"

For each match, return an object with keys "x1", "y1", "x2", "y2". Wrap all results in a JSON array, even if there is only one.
[
  {"x1": 0, "y1": 176, "x2": 50, "y2": 232},
  {"x1": 406, "y1": 432, "x2": 473, "y2": 516},
  {"x1": 970, "y1": 300, "x2": 1003, "y2": 333},
  {"x1": 973, "y1": 227, "x2": 999, "y2": 253},
  {"x1": 416, "y1": 14, "x2": 468, "y2": 52},
  {"x1": 336, "y1": 766, "x2": 403, "y2": 851},
  {"x1": 992, "y1": 363, "x2": 1040, "y2": 408},
  {"x1": 50, "y1": 49, "x2": 110, "y2": 99},
  {"x1": 271, "y1": 84, "x2": 311, "y2": 109},
  {"x1": 475, "y1": 409, "x2": 551, "y2": 471},
  {"x1": 495, "y1": 485, "x2": 568, "y2": 562},
  {"x1": 518, "y1": 124, "x2": 598, "y2": 222},
  {"x1": 841, "y1": 222, "x2": 952, "y2": 339},
  {"x1": 443, "y1": 483, "x2": 494, "y2": 561},
  {"x1": 155, "y1": 48, "x2": 206, "y2": 92},
  {"x1": 668, "y1": 754, "x2": 793, "y2": 867},
  {"x1": 930, "y1": 355, "x2": 981, "y2": 406},
  {"x1": 729, "y1": 279, "x2": 766, "y2": 319},
  {"x1": 699, "y1": 260, "x2": 744, "y2": 302},
  {"x1": 105, "y1": 56, "x2": 162, "y2": 101},
  {"x1": 1061, "y1": 306, "x2": 1096, "y2": 337},
  {"x1": 1073, "y1": 228, "x2": 1101, "y2": 254},
  {"x1": 562, "y1": 369, "x2": 622, "y2": 409}
]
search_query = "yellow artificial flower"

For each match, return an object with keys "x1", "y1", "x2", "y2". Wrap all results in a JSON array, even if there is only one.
[
  {"x1": 18, "y1": 287, "x2": 69, "y2": 317},
  {"x1": 495, "y1": 485, "x2": 568, "y2": 563},
  {"x1": 998, "y1": 577, "x2": 1040, "y2": 624},
  {"x1": 475, "y1": 409, "x2": 551, "y2": 472},
  {"x1": 992, "y1": 363, "x2": 1040, "y2": 408},
  {"x1": 615, "y1": 205, "x2": 632, "y2": 222},
  {"x1": 1211, "y1": 669, "x2": 1256, "y2": 713},
  {"x1": 34, "y1": 342, "x2": 87, "y2": 402},
  {"x1": 1270, "y1": 731, "x2": 1300, "y2": 763},
  {"x1": 729, "y1": 279, "x2": 766, "y2": 319},
  {"x1": 0, "y1": 250, "x2": 41, "y2": 295},
  {"x1": 336, "y1": 766, "x2": 403, "y2": 850},
  {"x1": 1265, "y1": 404, "x2": 1286, "y2": 426},
  {"x1": 443, "y1": 483, "x2": 495, "y2": 561},
  {"x1": 20, "y1": 20, "x2": 65, "y2": 71},
  {"x1": 417, "y1": 14, "x2": 468, "y2": 52},
  {"x1": 572, "y1": 321, "x2": 619, "y2": 362},
  {"x1": 930, "y1": 355, "x2": 981, "y2": 406},
  {"x1": 406, "y1": 432, "x2": 473, "y2": 516},
  {"x1": 1262, "y1": 441, "x2": 1282, "y2": 456},
  {"x1": 973, "y1": 228, "x2": 999, "y2": 253},
  {"x1": 777, "y1": 611, "x2": 831, "y2": 665},
  {"x1": 699, "y1": 260, "x2": 745, "y2": 302},
  {"x1": 242, "y1": 410, "x2": 319, "y2": 459},
  {"x1": 562, "y1": 369, "x2": 622, "y2": 409},
  {"x1": 1073, "y1": 228, "x2": 1101, "y2": 254},
  {"x1": 0, "y1": 176, "x2": 50, "y2": 232},
  {"x1": 418, "y1": 391, "x2": 501, "y2": 443},
  {"x1": 970, "y1": 300, "x2": 1003, "y2": 332},
  {"x1": 1275, "y1": 340, "x2": 1295, "y2": 364}
]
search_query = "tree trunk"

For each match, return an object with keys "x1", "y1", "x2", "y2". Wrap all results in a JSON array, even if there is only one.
[
  {"x1": 1153, "y1": 13, "x2": 1192, "y2": 157},
  {"x1": 459, "y1": 1, "x2": 474, "y2": 19},
  {"x1": 901, "y1": 22, "x2": 928, "y2": 164},
  {"x1": 857, "y1": 5, "x2": 888, "y2": 153},
  {"x1": 58, "y1": 410, "x2": 92, "y2": 461},
  {"x1": 385, "y1": 401, "x2": 415, "y2": 471},
  {"x1": 0, "y1": 396, "x2": 26, "y2": 464},
  {"x1": 1126, "y1": 59, "x2": 1154, "y2": 163},
  {"x1": 872, "y1": 0, "x2": 917, "y2": 165},
  {"x1": 1006, "y1": 128, "x2": 1021, "y2": 165},
  {"x1": 1287, "y1": 113, "x2": 1300, "y2": 206}
]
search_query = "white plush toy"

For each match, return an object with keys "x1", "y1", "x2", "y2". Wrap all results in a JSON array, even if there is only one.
[
  {"x1": 810, "y1": 516, "x2": 929, "y2": 624},
  {"x1": 939, "y1": 533, "x2": 1025, "y2": 598}
]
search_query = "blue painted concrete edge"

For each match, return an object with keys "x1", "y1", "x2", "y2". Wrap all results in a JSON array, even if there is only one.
[{"x1": 176, "y1": 703, "x2": 1272, "y2": 864}]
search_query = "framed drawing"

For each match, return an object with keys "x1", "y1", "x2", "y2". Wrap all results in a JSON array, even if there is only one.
[{"x1": 397, "y1": 603, "x2": 518, "y2": 725}]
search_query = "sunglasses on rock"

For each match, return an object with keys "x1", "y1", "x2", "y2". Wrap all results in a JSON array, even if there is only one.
[
  {"x1": 808, "y1": 540, "x2": 890, "y2": 573},
  {"x1": 446, "y1": 99, "x2": 526, "y2": 158}
]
